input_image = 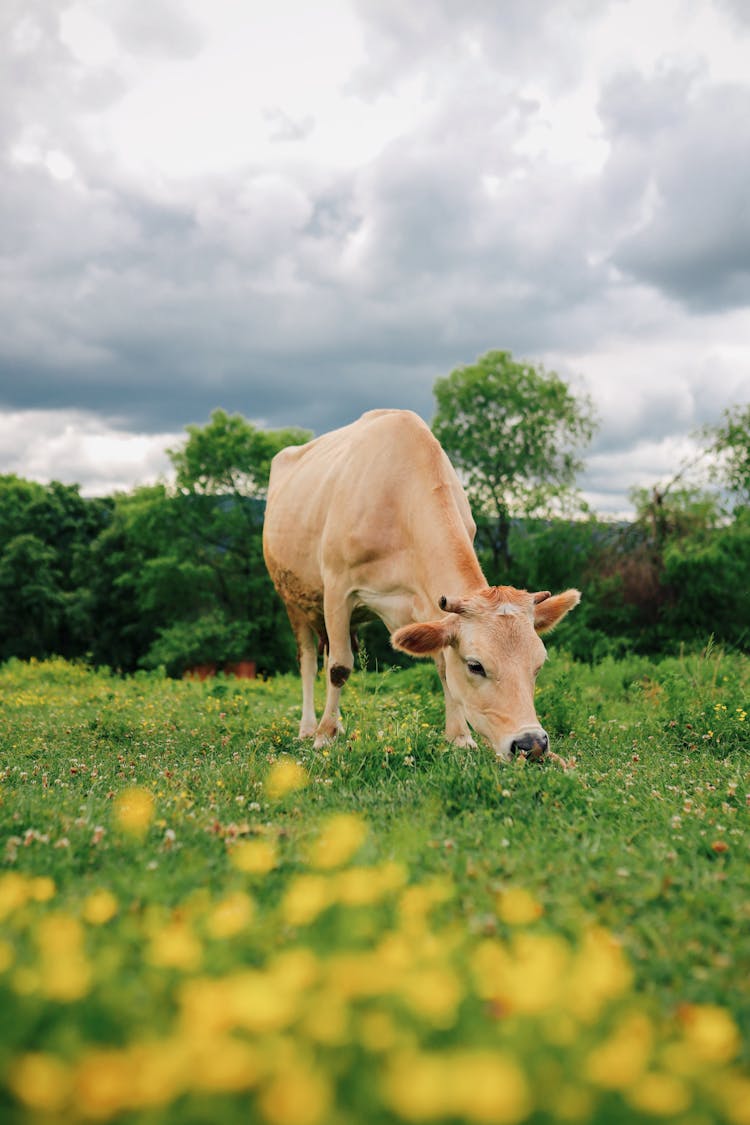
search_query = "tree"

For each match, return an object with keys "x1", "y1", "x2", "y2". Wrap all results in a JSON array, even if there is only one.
[
  {"x1": 432, "y1": 350, "x2": 597, "y2": 576},
  {"x1": 706, "y1": 402, "x2": 750, "y2": 510}
]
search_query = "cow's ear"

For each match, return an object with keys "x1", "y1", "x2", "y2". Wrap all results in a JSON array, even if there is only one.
[
  {"x1": 533, "y1": 589, "x2": 580, "y2": 634},
  {"x1": 392, "y1": 618, "x2": 458, "y2": 656}
]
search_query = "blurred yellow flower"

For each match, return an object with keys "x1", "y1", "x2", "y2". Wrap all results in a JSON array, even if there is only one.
[
  {"x1": 259, "y1": 1060, "x2": 332, "y2": 1125},
  {"x1": 281, "y1": 874, "x2": 331, "y2": 926},
  {"x1": 266, "y1": 757, "x2": 308, "y2": 800},
  {"x1": 566, "y1": 926, "x2": 632, "y2": 1021},
  {"x1": 627, "y1": 1072, "x2": 691, "y2": 1116},
  {"x1": 148, "y1": 922, "x2": 202, "y2": 971},
  {"x1": 679, "y1": 1003, "x2": 740, "y2": 1063},
  {"x1": 82, "y1": 889, "x2": 119, "y2": 926},
  {"x1": 228, "y1": 969, "x2": 299, "y2": 1032},
  {"x1": 231, "y1": 838, "x2": 278, "y2": 875},
  {"x1": 334, "y1": 860, "x2": 407, "y2": 905},
  {"x1": 0, "y1": 872, "x2": 29, "y2": 919},
  {"x1": 399, "y1": 965, "x2": 462, "y2": 1027},
  {"x1": 205, "y1": 891, "x2": 254, "y2": 939},
  {"x1": 308, "y1": 812, "x2": 367, "y2": 869},
  {"x1": 496, "y1": 887, "x2": 543, "y2": 925},
  {"x1": 188, "y1": 1035, "x2": 260, "y2": 1093},
  {"x1": 113, "y1": 786, "x2": 155, "y2": 837},
  {"x1": 0, "y1": 939, "x2": 14, "y2": 973},
  {"x1": 384, "y1": 1048, "x2": 530, "y2": 1124},
  {"x1": 9, "y1": 1052, "x2": 70, "y2": 1112},
  {"x1": 29, "y1": 875, "x2": 56, "y2": 902},
  {"x1": 585, "y1": 1011, "x2": 652, "y2": 1089},
  {"x1": 73, "y1": 1050, "x2": 131, "y2": 1120}
]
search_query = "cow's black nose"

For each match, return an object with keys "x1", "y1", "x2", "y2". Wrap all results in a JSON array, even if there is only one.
[{"x1": 510, "y1": 732, "x2": 549, "y2": 759}]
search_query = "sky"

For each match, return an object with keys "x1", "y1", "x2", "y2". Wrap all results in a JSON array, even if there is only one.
[{"x1": 1, "y1": 0, "x2": 749, "y2": 514}]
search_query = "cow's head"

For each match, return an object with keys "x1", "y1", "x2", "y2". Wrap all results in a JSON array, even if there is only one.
[{"x1": 391, "y1": 586, "x2": 580, "y2": 762}]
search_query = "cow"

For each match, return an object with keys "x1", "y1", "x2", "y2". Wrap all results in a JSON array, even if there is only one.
[{"x1": 262, "y1": 409, "x2": 580, "y2": 762}]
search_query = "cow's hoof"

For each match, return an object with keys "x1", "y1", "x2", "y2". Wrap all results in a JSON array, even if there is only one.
[
  {"x1": 298, "y1": 723, "x2": 317, "y2": 740},
  {"x1": 450, "y1": 733, "x2": 478, "y2": 749},
  {"x1": 313, "y1": 720, "x2": 344, "y2": 749}
]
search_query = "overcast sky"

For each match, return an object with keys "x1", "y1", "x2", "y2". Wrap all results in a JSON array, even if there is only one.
[{"x1": 2, "y1": 0, "x2": 749, "y2": 513}]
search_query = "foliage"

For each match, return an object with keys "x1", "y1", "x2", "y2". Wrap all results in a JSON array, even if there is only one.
[
  {"x1": 706, "y1": 402, "x2": 750, "y2": 509},
  {"x1": 432, "y1": 351, "x2": 597, "y2": 575},
  {"x1": 0, "y1": 654, "x2": 748, "y2": 1124},
  {"x1": 170, "y1": 409, "x2": 311, "y2": 498},
  {"x1": 0, "y1": 476, "x2": 112, "y2": 663}
]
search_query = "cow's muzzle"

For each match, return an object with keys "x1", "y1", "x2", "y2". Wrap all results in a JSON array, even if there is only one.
[{"x1": 510, "y1": 731, "x2": 549, "y2": 762}]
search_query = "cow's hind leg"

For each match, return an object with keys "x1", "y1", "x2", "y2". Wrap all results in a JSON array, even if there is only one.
[
  {"x1": 287, "y1": 607, "x2": 319, "y2": 739},
  {"x1": 314, "y1": 587, "x2": 354, "y2": 748}
]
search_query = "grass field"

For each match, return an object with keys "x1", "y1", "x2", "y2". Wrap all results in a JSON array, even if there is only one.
[{"x1": 0, "y1": 646, "x2": 748, "y2": 1124}]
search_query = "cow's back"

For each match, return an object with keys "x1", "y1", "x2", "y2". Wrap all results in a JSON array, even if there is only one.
[{"x1": 263, "y1": 409, "x2": 476, "y2": 615}]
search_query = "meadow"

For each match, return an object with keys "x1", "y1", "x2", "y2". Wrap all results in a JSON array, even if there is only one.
[{"x1": 0, "y1": 646, "x2": 748, "y2": 1124}]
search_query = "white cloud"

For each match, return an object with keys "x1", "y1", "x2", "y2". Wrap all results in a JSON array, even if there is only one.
[{"x1": 0, "y1": 411, "x2": 178, "y2": 496}]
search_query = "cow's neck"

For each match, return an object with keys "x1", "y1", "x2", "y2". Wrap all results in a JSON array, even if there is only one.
[{"x1": 415, "y1": 527, "x2": 487, "y2": 619}]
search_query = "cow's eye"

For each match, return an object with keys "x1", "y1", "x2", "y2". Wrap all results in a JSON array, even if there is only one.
[{"x1": 467, "y1": 659, "x2": 486, "y2": 677}]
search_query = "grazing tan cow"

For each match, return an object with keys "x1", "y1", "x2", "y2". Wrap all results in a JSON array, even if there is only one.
[{"x1": 263, "y1": 409, "x2": 580, "y2": 761}]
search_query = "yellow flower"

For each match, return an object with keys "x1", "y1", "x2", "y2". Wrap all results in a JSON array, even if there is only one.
[
  {"x1": 0, "y1": 872, "x2": 29, "y2": 919},
  {"x1": 259, "y1": 1061, "x2": 331, "y2": 1125},
  {"x1": 188, "y1": 1035, "x2": 260, "y2": 1093},
  {"x1": 73, "y1": 1050, "x2": 132, "y2": 1119},
  {"x1": 448, "y1": 1050, "x2": 531, "y2": 1124},
  {"x1": 308, "y1": 813, "x2": 367, "y2": 869},
  {"x1": 566, "y1": 926, "x2": 632, "y2": 1020},
  {"x1": 585, "y1": 1011, "x2": 652, "y2": 1089},
  {"x1": 679, "y1": 1003, "x2": 740, "y2": 1063},
  {"x1": 266, "y1": 757, "x2": 308, "y2": 800},
  {"x1": 205, "y1": 891, "x2": 255, "y2": 939},
  {"x1": 82, "y1": 889, "x2": 119, "y2": 926},
  {"x1": 627, "y1": 1072, "x2": 691, "y2": 1116},
  {"x1": 384, "y1": 1049, "x2": 530, "y2": 1124},
  {"x1": 335, "y1": 860, "x2": 408, "y2": 905},
  {"x1": 228, "y1": 969, "x2": 299, "y2": 1032},
  {"x1": 231, "y1": 838, "x2": 278, "y2": 875},
  {"x1": 399, "y1": 965, "x2": 462, "y2": 1027},
  {"x1": 147, "y1": 921, "x2": 202, "y2": 971},
  {"x1": 0, "y1": 939, "x2": 14, "y2": 973},
  {"x1": 9, "y1": 1052, "x2": 70, "y2": 1112},
  {"x1": 113, "y1": 786, "x2": 155, "y2": 837},
  {"x1": 29, "y1": 875, "x2": 56, "y2": 902},
  {"x1": 496, "y1": 887, "x2": 543, "y2": 925},
  {"x1": 280, "y1": 874, "x2": 331, "y2": 926}
]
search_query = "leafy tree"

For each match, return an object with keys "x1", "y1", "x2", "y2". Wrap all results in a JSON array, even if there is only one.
[
  {"x1": 706, "y1": 402, "x2": 750, "y2": 509},
  {"x1": 432, "y1": 350, "x2": 597, "y2": 576}
]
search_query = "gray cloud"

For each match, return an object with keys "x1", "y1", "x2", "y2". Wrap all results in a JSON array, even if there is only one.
[
  {"x1": 0, "y1": 1, "x2": 748, "y2": 511},
  {"x1": 603, "y1": 70, "x2": 750, "y2": 310}
]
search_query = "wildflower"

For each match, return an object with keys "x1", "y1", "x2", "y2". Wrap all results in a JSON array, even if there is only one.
[
  {"x1": 29, "y1": 876, "x2": 56, "y2": 902},
  {"x1": 678, "y1": 1003, "x2": 740, "y2": 1063},
  {"x1": 82, "y1": 889, "x2": 119, "y2": 926},
  {"x1": 8, "y1": 1052, "x2": 70, "y2": 1112},
  {"x1": 147, "y1": 921, "x2": 202, "y2": 971},
  {"x1": 281, "y1": 874, "x2": 331, "y2": 926},
  {"x1": 113, "y1": 787, "x2": 155, "y2": 837},
  {"x1": 205, "y1": 891, "x2": 255, "y2": 939},
  {"x1": 496, "y1": 887, "x2": 543, "y2": 925},
  {"x1": 585, "y1": 1011, "x2": 652, "y2": 1088},
  {"x1": 73, "y1": 1050, "x2": 131, "y2": 1119},
  {"x1": 266, "y1": 757, "x2": 308, "y2": 800},
  {"x1": 259, "y1": 1060, "x2": 331, "y2": 1125},
  {"x1": 0, "y1": 873, "x2": 29, "y2": 919},
  {"x1": 308, "y1": 813, "x2": 367, "y2": 869},
  {"x1": 627, "y1": 1072, "x2": 691, "y2": 1116},
  {"x1": 231, "y1": 838, "x2": 278, "y2": 874}
]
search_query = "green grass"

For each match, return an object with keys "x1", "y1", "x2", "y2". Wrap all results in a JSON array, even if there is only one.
[{"x1": 0, "y1": 648, "x2": 748, "y2": 1124}]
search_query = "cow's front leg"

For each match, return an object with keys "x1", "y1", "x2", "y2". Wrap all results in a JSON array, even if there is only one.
[
  {"x1": 314, "y1": 589, "x2": 354, "y2": 748},
  {"x1": 434, "y1": 652, "x2": 477, "y2": 749}
]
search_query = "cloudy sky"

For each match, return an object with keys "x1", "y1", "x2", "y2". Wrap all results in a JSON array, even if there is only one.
[{"x1": 2, "y1": 0, "x2": 749, "y2": 513}]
